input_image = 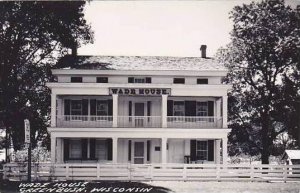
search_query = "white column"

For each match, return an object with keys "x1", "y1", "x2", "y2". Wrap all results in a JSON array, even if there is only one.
[
  {"x1": 161, "y1": 95, "x2": 168, "y2": 128},
  {"x1": 216, "y1": 98, "x2": 222, "y2": 128},
  {"x1": 56, "y1": 138, "x2": 62, "y2": 163},
  {"x1": 215, "y1": 139, "x2": 221, "y2": 164},
  {"x1": 51, "y1": 93, "x2": 57, "y2": 127},
  {"x1": 222, "y1": 95, "x2": 228, "y2": 128},
  {"x1": 222, "y1": 137, "x2": 228, "y2": 165},
  {"x1": 112, "y1": 94, "x2": 118, "y2": 128},
  {"x1": 51, "y1": 135, "x2": 56, "y2": 163},
  {"x1": 161, "y1": 138, "x2": 167, "y2": 163},
  {"x1": 112, "y1": 137, "x2": 118, "y2": 163}
]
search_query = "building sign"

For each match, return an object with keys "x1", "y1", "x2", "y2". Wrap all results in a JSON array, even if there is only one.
[
  {"x1": 24, "y1": 119, "x2": 30, "y2": 144},
  {"x1": 109, "y1": 88, "x2": 171, "y2": 96}
]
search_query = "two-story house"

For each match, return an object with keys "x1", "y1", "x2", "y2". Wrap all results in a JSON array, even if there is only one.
[{"x1": 47, "y1": 49, "x2": 231, "y2": 166}]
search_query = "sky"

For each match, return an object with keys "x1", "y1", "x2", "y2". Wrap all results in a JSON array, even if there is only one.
[{"x1": 78, "y1": 0, "x2": 300, "y2": 58}]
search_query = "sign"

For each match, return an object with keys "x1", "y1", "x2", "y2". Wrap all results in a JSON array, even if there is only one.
[
  {"x1": 109, "y1": 88, "x2": 171, "y2": 96},
  {"x1": 24, "y1": 119, "x2": 30, "y2": 143}
]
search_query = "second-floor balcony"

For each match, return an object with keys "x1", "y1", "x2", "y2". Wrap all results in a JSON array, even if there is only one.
[{"x1": 56, "y1": 115, "x2": 222, "y2": 128}]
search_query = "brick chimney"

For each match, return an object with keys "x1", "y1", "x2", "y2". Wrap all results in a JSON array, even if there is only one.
[{"x1": 200, "y1": 45, "x2": 207, "y2": 58}]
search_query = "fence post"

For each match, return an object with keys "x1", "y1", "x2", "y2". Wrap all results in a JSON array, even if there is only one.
[
  {"x1": 3, "y1": 164, "x2": 7, "y2": 180},
  {"x1": 34, "y1": 163, "x2": 38, "y2": 181},
  {"x1": 66, "y1": 164, "x2": 69, "y2": 180},
  {"x1": 216, "y1": 164, "x2": 220, "y2": 181},
  {"x1": 249, "y1": 165, "x2": 254, "y2": 182},
  {"x1": 283, "y1": 165, "x2": 287, "y2": 183},
  {"x1": 149, "y1": 164, "x2": 153, "y2": 180},
  {"x1": 97, "y1": 163, "x2": 100, "y2": 180},
  {"x1": 183, "y1": 164, "x2": 187, "y2": 181}
]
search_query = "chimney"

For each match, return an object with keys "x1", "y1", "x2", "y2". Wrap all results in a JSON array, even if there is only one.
[{"x1": 200, "y1": 45, "x2": 207, "y2": 58}]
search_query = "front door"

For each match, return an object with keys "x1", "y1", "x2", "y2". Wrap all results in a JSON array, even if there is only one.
[
  {"x1": 134, "y1": 103, "x2": 144, "y2": 127},
  {"x1": 133, "y1": 141, "x2": 145, "y2": 164}
]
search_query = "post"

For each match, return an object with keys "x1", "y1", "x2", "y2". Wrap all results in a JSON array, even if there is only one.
[
  {"x1": 215, "y1": 139, "x2": 221, "y2": 164},
  {"x1": 51, "y1": 136, "x2": 56, "y2": 163},
  {"x1": 161, "y1": 138, "x2": 167, "y2": 164},
  {"x1": 51, "y1": 93, "x2": 57, "y2": 127},
  {"x1": 112, "y1": 137, "x2": 118, "y2": 163},
  {"x1": 161, "y1": 95, "x2": 168, "y2": 128},
  {"x1": 24, "y1": 119, "x2": 31, "y2": 182},
  {"x1": 222, "y1": 95, "x2": 228, "y2": 128},
  {"x1": 216, "y1": 98, "x2": 222, "y2": 127},
  {"x1": 112, "y1": 94, "x2": 118, "y2": 128},
  {"x1": 222, "y1": 137, "x2": 228, "y2": 165}
]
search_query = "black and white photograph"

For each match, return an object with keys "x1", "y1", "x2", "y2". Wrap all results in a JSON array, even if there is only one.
[{"x1": 0, "y1": 0, "x2": 300, "y2": 193}]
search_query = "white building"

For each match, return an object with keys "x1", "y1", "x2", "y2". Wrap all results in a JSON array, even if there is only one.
[{"x1": 47, "y1": 49, "x2": 231, "y2": 165}]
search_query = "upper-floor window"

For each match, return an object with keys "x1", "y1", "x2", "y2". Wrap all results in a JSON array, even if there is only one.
[
  {"x1": 97, "y1": 77, "x2": 108, "y2": 83},
  {"x1": 71, "y1": 100, "x2": 82, "y2": 115},
  {"x1": 173, "y1": 78, "x2": 185, "y2": 84},
  {"x1": 173, "y1": 101, "x2": 185, "y2": 116},
  {"x1": 96, "y1": 100, "x2": 108, "y2": 115},
  {"x1": 196, "y1": 141, "x2": 208, "y2": 161},
  {"x1": 128, "y1": 77, "x2": 151, "y2": 83},
  {"x1": 197, "y1": 78, "x2": 208, "y2": 84},
  {"x1": 196, "y1": 102, "x2": 208, "y2": 116},
  {"x1": 71, "y1": 77, "x2": 82, "y2": 83}
]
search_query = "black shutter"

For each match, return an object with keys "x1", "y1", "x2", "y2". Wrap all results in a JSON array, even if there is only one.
[
  {"x1": 147, "y1": 140, "x2": 151, "y2": 162},
  {"x1": 146, "y1": 77, "x2": 152, "y2": 83},
  {"x1": 129, "y1": 101, "x2": 132, "y2": 116},
  {"x1": 128, "y1": 140, "x2": 131, "y2": 161},
  {"x1": 128, "y1": 77, "x2": 134, "y2": 83},
  {"x1": 82, "y1": 99, "x2": 89, "y2": 116},
  {"x1": 107, "y1": 139, "x2": 112, "y2": 160},
  {"x1": 108, "y1": 99, "x2": 113, "y2": 116},
  {"x1": 167, "y1": 100, "x2": 173, "y2": 116},
  {"x1": 90, "y1": 139, "x2": 96, "y2": 159},
  {"x1": 64, "y1": 99, "x2": 71, "y2": 115},
  {"x1": 90, "y1": 99, "x2": 96, "y2": 115},
  {"x1": 208, "y1": 140, "x2": 214, "y2": 161},
  {"x1": 82, "y1": 139, "x2": 88, "y2": 160},
  {"x1": 190, "y1": 140, "x2": 196, "y2": 161},
  {"x1": 185, "y1": 101, "x2": 196, "y2": 116},
  {"x1": 64, "y1": 139, "x2": 69, "y2": 162},
  {"x1": 208, "y1": 101, "x2": 214, "y2": 116},
  {"x1": 147, "y1": 101, "x2": 151, "y2": 116}
]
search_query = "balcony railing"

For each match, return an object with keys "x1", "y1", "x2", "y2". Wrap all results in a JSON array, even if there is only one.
[
  {"x1": 56, "y1": 115, "x2": 222, "y2": 128},
  {"x1": 167, "y1": 116, "x2": 222, "y2": 128}
]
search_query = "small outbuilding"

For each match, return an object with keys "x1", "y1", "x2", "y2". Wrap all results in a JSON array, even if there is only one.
[{"x1": 282, "y1": 150, "x2": 300, "y2": 165}]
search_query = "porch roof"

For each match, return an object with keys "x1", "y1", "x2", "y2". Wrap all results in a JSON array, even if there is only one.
[{"x1": 284, "y1": 150, "x2": 300, "y2": 160}]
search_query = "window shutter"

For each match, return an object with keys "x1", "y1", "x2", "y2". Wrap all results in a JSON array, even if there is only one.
[
  {"x1": 108, "y1": 99, "x2": 113, "y2": 116},
  {"x1": 90, "y1": 99, "x2": 96, "y2": 115},
  {"x1": 64, "y1": 139, "x2": 69, "y2": 162},
  {"x1": 128, "y1": 77, "x2": 134, "y2": 83},
  {"x1": 185, "y1": 101, "x2": 196, "y2": 116},
  {"x1": 129, "y1": 101, "x2": 132, "y2": 116},
  {"x1": 64, "y1": 99, "x2": 71, "y2": 115},
  {"x1": 128, "y1": 140, "x2": 132, "y2": 161},
  {"x1": 167, "y1": 100, "x2": 173, "y2": 116},
  {"x1": 190, "y1": 140, "x2": 196, "y2": 161},
  {"x1": 146, "y1": 77, "x2": 152, "y2": 83},
  {"x1": 82, "y1": 139, "x2": 88, "y2": 160},
  {"x1": 147, "y1": 140, "x2": 151, "y2": 162},
  {"x1": 147, "y1": 101, "x2": 151, "y2": 116},
  {"x1": 208, "y1": 140, "x2": 214, "y2": 161},
  {"x1": 90, "y1": 139, "x2": 96, "y2": 159},
  {"x1": 107, "y1": 139, "x2": 113, "y2": 161},
  {"x1": 208, "y1": 101, "x2": 214, "y2": 116},
  {"x1": 82, "y1": 99, "x2": 89, "y2": 116}
]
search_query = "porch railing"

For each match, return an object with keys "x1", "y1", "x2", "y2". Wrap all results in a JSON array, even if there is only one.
[
  {"x1": 3, "y1": 163, "x2": 300, "y2": 182},
  {"x1": 57, "y1": 115, "x2": 113, "y2": 128},
  {"x1": 118, "y1": 116, "x2": 162, "y2": 128},
  {"x1": 167, "y1": 116, "x2": 222, "y2": 128}
]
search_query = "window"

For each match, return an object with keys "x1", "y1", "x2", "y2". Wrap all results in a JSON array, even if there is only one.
[
  {"x1": 196, "y1": 102, "x2": 208, "y2": 116},
  {"x1": 134, "y1": 78, "x2": 145, "y2": 83},
  {"x1": 128, "y1": 77, "x2": 151, "y2": 83},
  {"x1": 97, "y1": 77, "x2": 108, "y2": 83},
  {"x1": 197, "y1": 78, "x2": 208, "y2": 84},
  {"x1": 173, "y1": 101, "x2": 185, "y2": 116},
  {"x1": 71, "y1": 77, "x2": 82, "y2": 83},
  {"x1": 71, "y1": 100, "x2": 82, "y2": 115},
  {"x1": 96, "y1": 100, "x2": 108, "y2": 116},
  {"x1": 95, "y1": 140, "x2": 107, "y2": 160},
  {"x1": 173, "y1": 78, "x2": 185, "y2": 84},
  {"x1": 196, "y1": 141, "x2": 208, "y2": 161},
  {"x1": 69, "y1": 139, "x2": 82, "y2": 159}
]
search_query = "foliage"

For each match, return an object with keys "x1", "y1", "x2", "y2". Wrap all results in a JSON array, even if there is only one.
[
  {"x1": 217, "y1": 0, "x2": 300, "y2": 163},
  {"x1": 0, "y1": 1, "x2": 93, "y2": 150},
  {"x1": 12, "y1": 142, "x2": 50, "y2": 162}
]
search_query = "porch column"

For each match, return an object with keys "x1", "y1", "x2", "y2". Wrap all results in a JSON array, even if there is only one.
[
  {"x1": 222, "y1": 137, "x2": 228, "y2": 165},
  {"x1": 161, "y1": 95, "x2": 168, "y2": 128},
  {"x1": 222, "y1": 95, "x2": 228, "y2": 128},
  {"x1": 161, "y1": 138, "x2": 167, "y2": 163},
  {"x1": 112, "y1": 137, "x2": 118, "y2": 163},
  {"x1": 51, "y1": 135, "x2": 56, "y2": 163},
  {"x1": 215, "y1": 139, "x2": 221, "y2": 164},
  {"x1": 51, "y1": 93, "x2": 57, "y2": 127},
  {"x1": 56, "y1": 138, "x2": 63, "y2": 163},
  {"x1": 112, "y1": 94, "x2": 118, "y2": 128},
  {"x1": 216, "y1": 98, "x2": 222, "y2": 127}
]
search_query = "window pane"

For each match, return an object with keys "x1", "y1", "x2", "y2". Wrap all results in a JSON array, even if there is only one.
[
  {"x1": 96, "y1": 101, "x2": 108, "y2": 116},
  {"x1": 174, "y1": 101, "x2": 184, "y2": 116},
  {"x1": 71, "y1": 100, "x2": 82, "y2": 115}
]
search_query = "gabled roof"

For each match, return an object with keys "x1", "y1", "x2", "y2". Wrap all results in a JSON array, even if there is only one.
[
  {"x1": 284, "y1": 150, "x2": 300, "y2": 159},
  {"x1": 55, "y1": 55, "x2": 227, "y2": 71}
]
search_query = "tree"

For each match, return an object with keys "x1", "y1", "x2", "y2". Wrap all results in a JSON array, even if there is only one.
[
  {"x1": 217, "y1": 0, "x2": 300, "y2": 164},
  {"x1": 0, "y1": 1, "x2": 93, "y2": 152}
]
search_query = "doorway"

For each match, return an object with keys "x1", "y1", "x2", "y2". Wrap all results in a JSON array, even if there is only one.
[
  {"x1": 133, "y1": 141, "x2": 145, "y2": 164},
  {"x1": 134, "y1": 103, "x2": 144, "y2": 127}
]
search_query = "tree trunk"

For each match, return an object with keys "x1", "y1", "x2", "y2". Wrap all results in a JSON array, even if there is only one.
[{"x1": 261, "y1": 111, "x2": 271, "y2": 164}]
